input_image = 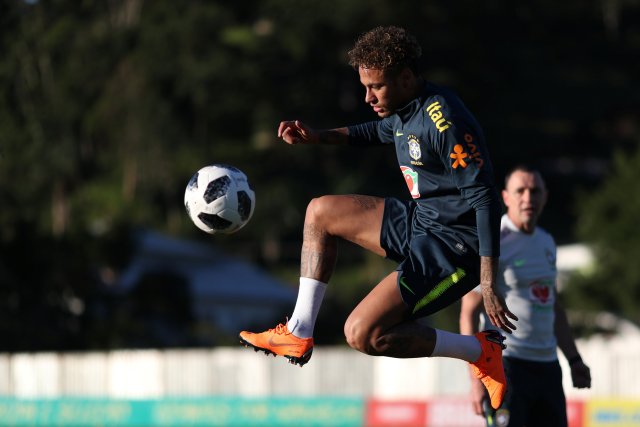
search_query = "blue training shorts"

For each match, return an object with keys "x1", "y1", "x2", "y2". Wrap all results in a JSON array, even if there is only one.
[{"x1": 380, "y1": 197, "x2": 480, "y2": 318}]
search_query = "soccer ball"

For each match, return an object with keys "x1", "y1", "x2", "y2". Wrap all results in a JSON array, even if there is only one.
[{"x1": 184, "y1": 164, "x2": 255, "y2": 234}]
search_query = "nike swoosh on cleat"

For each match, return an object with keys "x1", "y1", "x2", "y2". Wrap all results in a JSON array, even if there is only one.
[{"x1": 268, "y1": 337, "x2": 303, "y2": 347}]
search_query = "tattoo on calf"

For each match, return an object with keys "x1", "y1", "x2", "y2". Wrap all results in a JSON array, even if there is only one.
[{"x1": 301, "y1": 223, "x2": 336, "y2": 282}]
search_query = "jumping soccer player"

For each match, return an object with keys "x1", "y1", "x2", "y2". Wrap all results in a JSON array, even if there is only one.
[
  {"x1": 460, "y1": 165, "x2": 591, "y2": 425},
  {"x1": 239, "y1": 26, "x2": 517, "y2": 409}
]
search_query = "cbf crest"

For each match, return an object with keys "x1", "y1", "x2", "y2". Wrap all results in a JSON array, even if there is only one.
[{"x1": 407, "y1": 135, "x2": 423, "y2": 165}]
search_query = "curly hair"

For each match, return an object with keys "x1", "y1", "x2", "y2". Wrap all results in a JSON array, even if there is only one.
[{"x1": 347, "y1": 26, "x2": 422, "y2": 75}]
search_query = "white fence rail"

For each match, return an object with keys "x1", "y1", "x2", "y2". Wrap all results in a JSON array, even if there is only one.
[{"x1": 1, "y1": 336, "x2": 639, "y2": 399}]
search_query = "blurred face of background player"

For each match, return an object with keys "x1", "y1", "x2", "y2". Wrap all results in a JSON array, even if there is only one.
[
  {"x1": 502, "y1": 169, "x2": 548, "y2": 234},
  {"x1": 359, "y1": 67, "x2": 418, "y2": 118}
]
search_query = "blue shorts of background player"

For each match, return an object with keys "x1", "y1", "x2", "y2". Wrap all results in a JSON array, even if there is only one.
[{"x1": 483, "y1": 357, "x2": 567, "y2": 427}]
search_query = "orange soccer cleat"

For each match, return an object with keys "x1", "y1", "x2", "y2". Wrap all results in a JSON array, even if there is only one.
[
  {"x1": 239, "y1": 322, "x2": 314, "y2": 367},
  {"x1": 469, "y1": 330, "x2": 507, "y2": 409}
]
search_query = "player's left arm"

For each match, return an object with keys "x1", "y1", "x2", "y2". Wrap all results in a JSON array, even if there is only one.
[
  {"x1": 433, "y1": 106, "x2": 517, "y2": 332},
  {"x1": 479, "y1": 256, "x2": 517, "y2": 333},
  {"x1": 554, "y1": 294, "x2": 591, "y2": 388}
]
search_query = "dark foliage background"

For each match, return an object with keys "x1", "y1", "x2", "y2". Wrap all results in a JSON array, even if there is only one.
[{"x1": 0, "y1": 0, "x2": 638, "y2": 350}]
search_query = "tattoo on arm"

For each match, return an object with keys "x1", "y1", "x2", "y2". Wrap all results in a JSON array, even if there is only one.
[
  {"x1": 317, "y1": 128, "x2": 350, "y2": 145},
  {"x1": 479, "y1": 256, "x2": 498, "y2": 290}
]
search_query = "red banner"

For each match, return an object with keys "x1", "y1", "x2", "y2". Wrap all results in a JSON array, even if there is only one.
[
  {"x1": 367, "y1": 398, "x2": 585, "y2": 427},
  {"x1": 366, "y1": 400, "x2": 427, "y2": 427}
]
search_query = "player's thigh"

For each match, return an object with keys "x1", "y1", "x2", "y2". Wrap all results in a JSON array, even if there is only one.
[
  {"x1": 307, "y1": 194, "x2": 385, "y2": 256},
  {"x1": 344, "y1": 271, "x2": 409, "y2": 344}
]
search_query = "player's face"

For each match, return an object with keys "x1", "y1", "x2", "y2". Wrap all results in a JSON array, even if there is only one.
[
  {"x1": 502, "y1": 170, "x2": 548, "y2": 233},
  {"x1": 358, "y1": 67, "x2": 413, "y2": 118}
]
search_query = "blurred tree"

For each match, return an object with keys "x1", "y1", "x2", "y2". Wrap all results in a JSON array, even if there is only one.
[
  {"x1": 0, "y1": 0, "x2": 638, "y2": 349},
  {"x1": 566, "y1": 146, "x2": 640, "y2": 327}
]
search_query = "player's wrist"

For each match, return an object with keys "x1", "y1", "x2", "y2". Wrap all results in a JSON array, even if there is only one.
[
  {"x1": 567, "y1": 354, "x2": 583, "y2": 366},
  {"x1": 479, "y1": 284, "x2": 496, "y2": 294}
]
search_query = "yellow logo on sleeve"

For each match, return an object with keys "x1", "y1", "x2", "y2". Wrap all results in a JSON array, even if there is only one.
[{"x1": 426, "y1": 101, "x2": 452, "y2": 133}]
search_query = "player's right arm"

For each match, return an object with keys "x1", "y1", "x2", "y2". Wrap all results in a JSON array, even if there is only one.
[
  {"x1": 278, "y1": 120, "x2": 350, "y2": 145},
  {"x1": 278, "y1": 118, "x2": 393, "y2": 146},
  {"x1": 554, "y1": 295, "x2": 591, "y2": 389}
]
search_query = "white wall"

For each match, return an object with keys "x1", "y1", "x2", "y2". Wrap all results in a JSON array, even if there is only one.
[{"x1": 1, "y1": 334, "x2": 638, "y2": 399}]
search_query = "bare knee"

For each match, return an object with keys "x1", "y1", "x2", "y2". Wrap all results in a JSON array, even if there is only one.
[
  {"x1": 344, "y1": 316, "x2": 379, "y2": 355},
  {"x1": 345, "y1": 315, "x2": 425, "y2": 357},
  {"x1": 305, "y1": 196, "x2": 334, "y2": 228}
]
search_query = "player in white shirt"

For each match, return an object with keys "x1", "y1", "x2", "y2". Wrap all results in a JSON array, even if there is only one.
[{"x1": 460, "y1": 165, "x2": 591, "y2": 427}]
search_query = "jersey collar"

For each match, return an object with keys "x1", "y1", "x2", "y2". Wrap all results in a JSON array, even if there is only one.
[{"x1": 395, "y1": 82, "x2": 430, "y2": 122}]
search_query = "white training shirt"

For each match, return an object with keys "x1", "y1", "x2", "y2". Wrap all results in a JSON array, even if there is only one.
[{"x1": 477, "y1": 214, "x2": 558, "y2": 361}]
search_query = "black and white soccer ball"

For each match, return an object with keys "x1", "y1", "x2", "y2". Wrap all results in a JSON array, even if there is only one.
[{"x1": 184, "y1": 164, "x2": 255, "y2": 234}]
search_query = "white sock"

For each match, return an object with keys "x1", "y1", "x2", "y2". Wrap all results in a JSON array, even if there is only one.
[
  {"x1": 430, "y1": 329, "x2": 481, "y2": 362},
  {"x1": 287, "y1": 277, "x2": 327, "y2": 338}
]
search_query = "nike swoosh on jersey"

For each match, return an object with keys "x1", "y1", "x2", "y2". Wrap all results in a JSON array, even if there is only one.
[{"x1": 395, "y1": 130, "x2": 404, "y2": 136}]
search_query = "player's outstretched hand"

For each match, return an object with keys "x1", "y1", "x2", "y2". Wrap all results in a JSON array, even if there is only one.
[
  {"x1": 468, "y1": 377, "x2": 487, "y2": 416},
  {"x1": 278, "y1": 120, "x2": 316, "y2": 145},
  {"x1": 481, "y1": 287, "x2": 518, "y2": 334},
  {"x1": 571, "y1": 360, "x2": 591, "y2": 389}
]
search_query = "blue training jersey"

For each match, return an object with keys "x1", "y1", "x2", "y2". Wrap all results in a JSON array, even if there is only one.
[{"x1": 348, "y1": 82, "x2": 501, "y2": 257}]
